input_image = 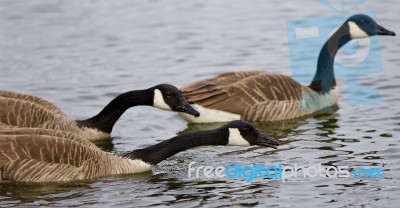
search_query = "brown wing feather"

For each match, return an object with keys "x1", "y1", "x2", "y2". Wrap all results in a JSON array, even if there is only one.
[
  {"x1": 0, "y1": 96, "x2": 77, "y2": 131},
  {"x1": 181, "y1": 70, "x2": 308, "y2": 117},
  {"x1": 0, "y1": 91, "x2": 65, "y2": 116},
  {"x1": 0, "y1": 96, "x2": 109, "y2": 140},
  {"x1": 0, "y1": 127, "x2": 98, "y2": 149},
  {"x1": 0, "y1": 133, "x2": 104, "y2": 182}
]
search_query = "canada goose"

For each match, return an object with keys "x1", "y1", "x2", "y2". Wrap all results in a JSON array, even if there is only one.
[
  {"x1": 0, "y1": 84, "x2": 200, "y2": 140},
  {"x1": 0, "y1": 120, "x2": 279, "y2": 182},
  {"x1": 180, "y1": 14, "x2": 396, "y2": 123}
]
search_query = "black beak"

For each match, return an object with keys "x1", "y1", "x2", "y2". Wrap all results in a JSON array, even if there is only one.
[
  {"x1": 254, "y1": 133, "x2": 279, "y2": 149},
  {"x1": 176, "y1": 99, "x2": 200, "y2": 117},
  {"x1": 377, "y1": 24, "x2": 396, "y2": 36}
]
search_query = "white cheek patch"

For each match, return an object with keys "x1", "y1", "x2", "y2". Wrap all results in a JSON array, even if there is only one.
[
  {"x1": 153, "y1": 89, "x2": 171, "y2": 111},
  {"x1": 228, "y1": 128, "x2": 250, "y2": 146},
  {"x1": 348, "y1": 21, "x2": 369, "y2": 39}
]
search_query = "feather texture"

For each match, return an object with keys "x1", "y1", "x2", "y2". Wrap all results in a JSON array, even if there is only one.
[
  {"x1": 0, "y1": 95, "x2": 108, "y2": 140},
  {"x1": 0, "y1": 91, "x2": 65, "y2": 115},
  {"x1": 0, "y1": 126, "x2": 98, "y2": 149}
]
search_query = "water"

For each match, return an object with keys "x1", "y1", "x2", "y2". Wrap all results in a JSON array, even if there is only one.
[{"x1": 0, "y1": 0, "x2": 399, "y2": 207}]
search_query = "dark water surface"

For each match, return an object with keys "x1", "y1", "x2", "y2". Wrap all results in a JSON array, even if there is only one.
[{"x1": 1, "y1": 0, "x2": 399, "y2": 207}]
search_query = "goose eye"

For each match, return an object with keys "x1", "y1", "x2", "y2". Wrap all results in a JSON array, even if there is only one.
[
  {"x1": 165, "y1": 91, "x2": 172, "y2": 98},
  {"x1": 242, "y1": 127, "x2": 249, "y2": 133}
]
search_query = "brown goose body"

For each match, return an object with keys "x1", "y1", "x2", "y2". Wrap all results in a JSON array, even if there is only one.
[{"x1": 181, "y1": 70, "x2": 338, "y2": 122}]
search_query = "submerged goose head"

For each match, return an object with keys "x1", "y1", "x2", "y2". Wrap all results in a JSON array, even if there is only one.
[
  {"x1": 152, "y1": 84, "x2": 200, "y2": 117},
  {"x1": 346, "y1": 14, "x2": 396, "y2": 39}
]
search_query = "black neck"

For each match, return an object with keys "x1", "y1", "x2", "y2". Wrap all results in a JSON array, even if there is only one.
[
  {"x1": 76, "y1": 89, "x2": 154, "y2": 133},
  {"x1": 126, "y1": 129, "x2": 228, "y2": 165},
  {"x1": 309, "y1": 24, "x2": 352, "y2": 93}
]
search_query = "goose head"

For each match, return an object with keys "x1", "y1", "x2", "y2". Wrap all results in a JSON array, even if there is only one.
[
  {"x1": 222, "y1": 120, "x2": 279, "y2": 149},
  {"x1": 152, "y1": 84, "x2": 200, "y2": 117},
  {"x1": 346, "y1": 14, "x2": 396, "y2": 39}
]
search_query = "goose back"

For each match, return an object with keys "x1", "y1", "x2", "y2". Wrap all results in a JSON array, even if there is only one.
[{"x1": 0, "y1": 91, "x2": 65, "y2": 115}]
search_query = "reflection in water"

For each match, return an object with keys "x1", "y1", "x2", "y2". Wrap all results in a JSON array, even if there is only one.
[
  {"x1": 0, "y1": 182, "x2": 92, "y2": 206},
  {"x1": 92, "y1": 137, "x2": 115, "y2": 152}
]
